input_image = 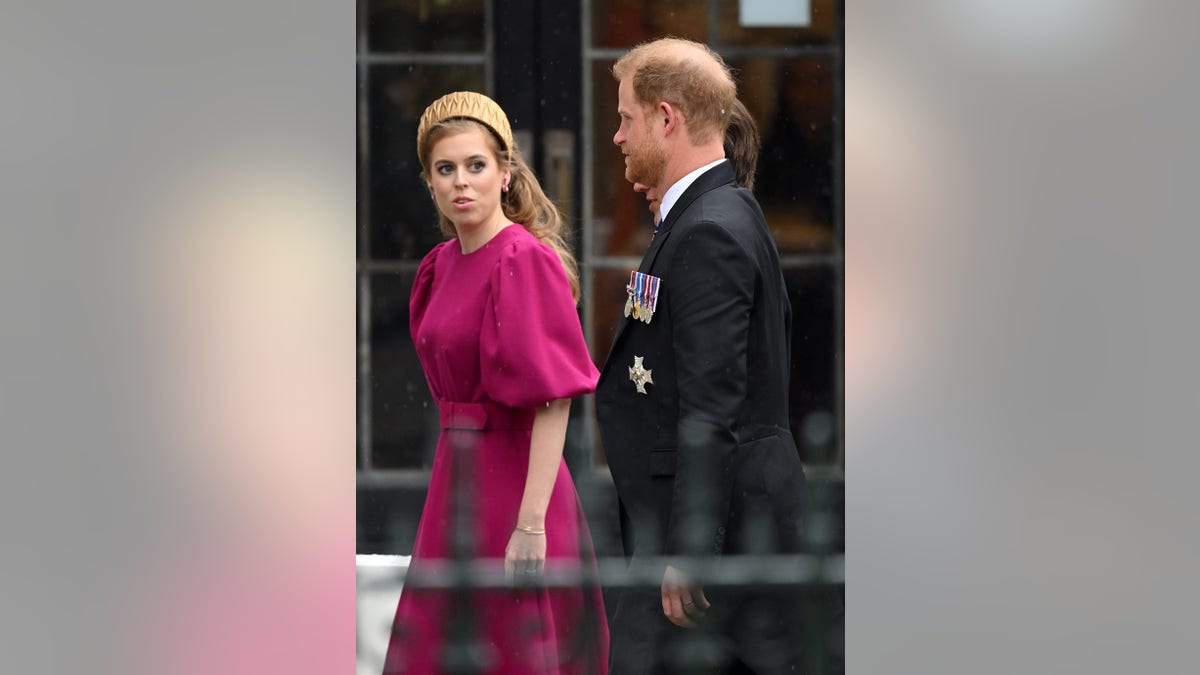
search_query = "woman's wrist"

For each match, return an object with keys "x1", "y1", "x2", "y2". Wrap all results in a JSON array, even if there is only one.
[
  {"x1": 516, "y1": 509, "x2": 546, "y2": 530},
  {"x1": 515, "y1": 524, "x2": 546, "y2": 535}
]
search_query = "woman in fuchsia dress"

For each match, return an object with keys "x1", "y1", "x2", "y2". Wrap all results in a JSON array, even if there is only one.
[{"x1": 383, "y1": 92, "x2": 608, "y2": 674}]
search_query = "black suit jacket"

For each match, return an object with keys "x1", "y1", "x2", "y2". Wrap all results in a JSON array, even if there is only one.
[{"x1": 596, "y1": 161, "x2": 809, "y2": 569}]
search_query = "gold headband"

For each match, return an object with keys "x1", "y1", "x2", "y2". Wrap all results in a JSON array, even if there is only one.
[{"x1": 416, "y1": 91, "x2": 514, "y2": 169}]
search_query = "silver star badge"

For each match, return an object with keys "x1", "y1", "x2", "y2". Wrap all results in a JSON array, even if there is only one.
[{"x1": 628, "y1": 355, "x2": 654, "y2": 395}]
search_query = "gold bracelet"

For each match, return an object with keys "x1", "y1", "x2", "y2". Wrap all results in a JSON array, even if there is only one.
[{"x1": 516, "y1": 525, "x2": 546, "y2": 535}]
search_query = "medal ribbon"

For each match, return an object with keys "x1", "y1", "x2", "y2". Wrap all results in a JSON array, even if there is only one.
[{"x1": 627, "y1": 271, "x2": 661, "y2": 320}]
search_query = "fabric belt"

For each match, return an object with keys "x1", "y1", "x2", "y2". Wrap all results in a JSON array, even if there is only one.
[{"x1": 438, "y1": 400, "x2": 535, "y2": 431}]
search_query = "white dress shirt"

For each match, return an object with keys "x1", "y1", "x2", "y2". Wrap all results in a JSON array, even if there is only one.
[{"x1": 657, "y1": 158, "x2": 727, "y2": 224}]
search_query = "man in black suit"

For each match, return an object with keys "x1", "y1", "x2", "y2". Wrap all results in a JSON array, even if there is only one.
[{"x1": 596, "y1": 38, "x2": 813, "y2": 673}]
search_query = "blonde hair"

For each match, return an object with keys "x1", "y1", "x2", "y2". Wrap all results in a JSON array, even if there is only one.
[{"x1": 419, "y1": 118, "x2": 580, "y2": 301}]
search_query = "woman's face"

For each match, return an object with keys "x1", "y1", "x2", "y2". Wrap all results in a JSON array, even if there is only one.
[{"x1": 426, "y1": 126, "x2": 511, "y2": 235}]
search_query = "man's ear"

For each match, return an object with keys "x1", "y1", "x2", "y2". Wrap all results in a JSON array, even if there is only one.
[{"x1": 659, "y1": 101, "x2": 680, "y2": 137}]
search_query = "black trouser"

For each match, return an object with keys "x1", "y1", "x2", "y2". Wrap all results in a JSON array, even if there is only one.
[{"x1": 609, "y1": 585, "x2": 839, "y2": 675}]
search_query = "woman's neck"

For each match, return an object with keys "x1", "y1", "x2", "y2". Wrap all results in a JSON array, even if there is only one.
[{"x1": 457, "y1": 213, "x2": 512, "y2": 254}]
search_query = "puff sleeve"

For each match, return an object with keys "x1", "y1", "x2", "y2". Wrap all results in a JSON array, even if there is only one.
[
  {"x1": 480, "y1": 237, "x2": 599, "y2": 408},
  {"x1": 409, "y1": 241, "x2": 448, "y2": 338}
]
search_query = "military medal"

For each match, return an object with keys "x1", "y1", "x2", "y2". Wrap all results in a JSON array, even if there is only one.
[
  {"x1": 625, "y1": 271, "x2": 661, "y2": 325},
  {"x1": 625, "y1": 272, "x2": 639, "y2": 319},
  {"x1": 631, "y1": 272, "x2": 643, "y2": 319},
  {"x1": 628, "y1": 355, "x2": 654, "y2": 394},
  {"x1": 624, "y1": 271, "x2": 662, "y2": 324},
  {"x1": 640, "y1": 274, "x2": 659, "y2": 324}
]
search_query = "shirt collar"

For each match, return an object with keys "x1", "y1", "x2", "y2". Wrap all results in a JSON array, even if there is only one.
[{"x1": 658, "y1": 158, "x2": 728, "y2": 224}]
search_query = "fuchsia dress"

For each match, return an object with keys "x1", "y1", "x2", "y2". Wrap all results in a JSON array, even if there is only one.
[{"x1": 383, "y1": 225, "x2": 609, "y2": 674}]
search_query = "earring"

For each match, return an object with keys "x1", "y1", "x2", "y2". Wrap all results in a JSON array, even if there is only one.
[{"x1": 502, "y1": 182, "x2": 509, "y2": 193}]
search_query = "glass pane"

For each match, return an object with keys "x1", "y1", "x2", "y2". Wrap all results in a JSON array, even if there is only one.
[
  {"x1": 369, "y1": 271, "x2": 439, "y2": 469},
  {"x1": 366, "y1": 64, "x2": 486, "y2": 260},
  {"x1": 366, "y1": 0, "x2": 485, "y2": 53},
  {"x1": 784, "y1": 264, "x2": 839, "y2": 465},
  {"x1": 737, "y1": 57, "x2": 836, "y2": 252},
  {"x1": 563, "y1": 392, "x2": 592, "y2": 475},
  {"x1": 716, "y1": 0, "x2": 839, "y2": 47},
  {"x1": 586, "y1": 267, "x2": 632, "y2": 467},
  {"x1": 358, "y1": 488, "x2": 429, "y2": 555},
  {"x1": 589, "y1": 61, "x2": 657, "y2": 257},
  {"x1": 591, "y1": 0, "x2": 709, "y2": 49},
  {"x1": 590, "y1": 57, "x2": 835, "y2": 254},
  {"x1": 592, "y1": 0, "x2": 839, "y2": 49}
]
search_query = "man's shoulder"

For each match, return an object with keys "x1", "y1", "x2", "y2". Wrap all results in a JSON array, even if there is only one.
[{"x1": 676, "y1": 185, "x2": 764, "y2": 232}]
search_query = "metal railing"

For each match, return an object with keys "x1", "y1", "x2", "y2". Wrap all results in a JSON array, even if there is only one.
[{"x1": 359, "y1": 551, "x2": 844, "y2": 674}]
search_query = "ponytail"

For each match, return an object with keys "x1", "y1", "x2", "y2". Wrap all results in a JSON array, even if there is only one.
[{"x1": 500, "y1": 147, "x2": 580, "y2": 302}]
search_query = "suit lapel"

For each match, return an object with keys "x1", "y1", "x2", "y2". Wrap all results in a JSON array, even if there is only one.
[
  {"x1": 637, "y1": 221, "x2": 672, "y2": 274},
  {"x1": 601, "y1": 161, "x2": 737, "y2": 373}
]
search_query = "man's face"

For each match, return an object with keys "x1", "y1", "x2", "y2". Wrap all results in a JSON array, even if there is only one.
[
  {"x1": 633, "y1": 182, "x2": 661, "y2": 221},
  {"x1": 613, "y1": 77, "x2": 668, "y2": 188}
]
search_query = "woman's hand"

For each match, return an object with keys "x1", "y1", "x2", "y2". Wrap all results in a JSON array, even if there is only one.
[{"x1": 504, "y1": 528, "x2": 546, "y2": 581}]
